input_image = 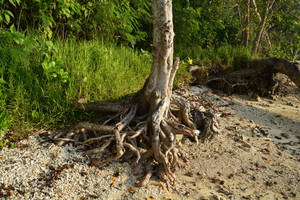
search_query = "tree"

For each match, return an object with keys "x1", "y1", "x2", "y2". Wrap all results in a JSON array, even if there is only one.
[
  {"x1": 252, "y1": 0, "x2": 276, "y2": 56},
  {"x1": 251, "y1": 0, "x2": 272, "y2": 50},
  {"x1": 55, "y1": 0, "x2": 218, "y2": 187},
  {"x1": 242, "y1": 0, "x2": 251, "y2": 47}
]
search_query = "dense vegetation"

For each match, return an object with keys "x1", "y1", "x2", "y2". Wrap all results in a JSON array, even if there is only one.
[{"x1": 0, "y1": 0, "x2": 299, "y2": 141}]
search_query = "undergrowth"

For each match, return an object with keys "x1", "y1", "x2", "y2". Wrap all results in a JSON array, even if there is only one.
[
  {"x1": 0, "y1": 32, "x2": 154, "y2": 139},
  {"x1": 0, "y1": 31, "x2": 251, "y2": 141}
]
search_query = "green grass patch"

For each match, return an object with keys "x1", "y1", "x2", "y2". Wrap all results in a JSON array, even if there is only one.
[
  {"x1": 0, "y1": 32, "x2": 152, "y2": 138},
  {"x1": 177, "y1": 44, "x2": 252, "y2": 77}
]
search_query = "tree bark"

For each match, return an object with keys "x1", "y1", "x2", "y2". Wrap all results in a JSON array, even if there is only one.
[
  {"x1": 139, "y1": 0, "x2": 177, "y2": 111},
  {"x1": 242, "y1": 0, "x2": 251, "y2": 47},
  {"x1": 251, "y1": 0, "x2": 272, "y2": 51},
  {"x1": 252, "y1": 0, "x2": 276, "y2": 56},
  {"x1": 55, "y1": 0, "x2": 219, "y2": 188}
]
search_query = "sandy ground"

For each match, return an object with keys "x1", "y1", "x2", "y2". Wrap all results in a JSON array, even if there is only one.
[{"x1": 0, "y1": 85, "x2": 299, "y2": 200}]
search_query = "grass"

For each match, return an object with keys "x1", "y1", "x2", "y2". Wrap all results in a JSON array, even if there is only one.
[
  {"x1": 0, "y1": 31, "x2": 252, "y2": 143},
  {"x1": 57, "y1": 40, "x2": 152, "y2": 102},
  {"x1": 176, "y1": 44, "x2": 252, "y2": 77},
  {"x1": 0, "y1": 33, "x2": 153, "y2": 139}
]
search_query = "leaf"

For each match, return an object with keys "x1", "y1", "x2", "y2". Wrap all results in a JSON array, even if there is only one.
[
  {"x1": 279, "y1": 162, "x2": 284, "y2": 166},
  {"x1": 128, "y1": 187, "x2": 135, "y2": 194},
  {"x1": 9, "y1": 24, "x2": 16, "y2": 32},
  {"x1": 111, "y1": 177, "x2": 116, "y2": 183},
  {"x1": 259, "y1": 164, "x2": 267, "y2": 169},
  {"x1": 8, "y1": 0, "x2": 16, "y2": 7},
  {"x1": 53, "y1": 152, "x2": 57, "y2": 158},
  {"x1": 6, "y1": 10, "x2": 14, "y2": 17},
  {"x1": 4, "y1": 14, "x2": 10, "y2": 24},
  {"x1": 164, "y1": 196, "x2": 173, "y2": 200},
  {"x1": 110, "y1": 177, "x2": 116, "y2": 187},
  {"x1": 151, "y1": 182, "x2": 164, "y2": 190},
  {"x1": 0, "y1": 78, "x2": 6, "y2": 85},
  {"x1": 145, "y1": 197, "x2": 154, "y2": 200}
]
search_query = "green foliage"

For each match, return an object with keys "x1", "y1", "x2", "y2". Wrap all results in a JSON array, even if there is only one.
[
  {"x1": 0, "y1": 0, "x2": 151, "y2": 46},
  {"x1": 0, "y1": 0, "x2": 20, "y2": 25},
  {"x1": 0, "y1": 112, "x2": 9, "y2": 133},
  {"x1": 56, "y1": 39, "x2": 151, "y2": 102},
  {"x1": 0, "y1": 31, "x2": 151, "y2": 133},
  {"x1": 89, "y1": 0, "x2": 149, "y2": 46},
  {"x1": 181, "y1": 45, "x2": 252, "y2": 77},
  {"x1": 173, "y1": 0, "x2": 240, "y2": 52},
  {"x1": 0, "y1": 139, "x2": 8, "y2": 148},
  {"x1": 268, "y1": 0, "x2": 300, "y2": 60},
  {"x1": 0, "y1": 30, "x2": 68, "y2": 128}
]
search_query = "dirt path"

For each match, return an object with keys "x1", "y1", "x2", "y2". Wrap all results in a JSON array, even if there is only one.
[{"x1": 0, "y1": 86, "x2": 299, "y2": 200}]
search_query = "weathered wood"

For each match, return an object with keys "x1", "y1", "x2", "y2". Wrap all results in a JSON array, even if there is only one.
[
  {"x1": 55, "y1": 0, "x2": 219, "y2": 187},
  {"x1": 200, "y1": 58, "x2": 300, "y2": 95}
]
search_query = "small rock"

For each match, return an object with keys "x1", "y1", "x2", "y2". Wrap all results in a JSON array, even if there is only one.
[
  {"x1": 265, "y1": 181, "x2": 273, "y2": 187},
  {"x1": 184, "y1": 171, "x2": 193, "y2": 177},
  {"x1": 228, "y1": 174, "x2": 234, "y2": 179},
  {"x1": 209, "y1": 194, "x2": 224, "y2": 200},
  {"x1": 271, "y1": 119, "x2": 278, "y2": 125},
  {"x1": 280, "y1": 132, "x2": 289, "y2": 139},
  {"x1": 184, "y1": 191, "x2": 191, "y2": 196},
  {"x1": 274, "y1": 136, "x2": 282, "y2": 140},
  {"x1": 241, "y1": 195, "x2": 251, "y2": 200}
]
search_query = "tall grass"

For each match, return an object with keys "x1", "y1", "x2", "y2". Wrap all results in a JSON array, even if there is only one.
[
  {"x1": 176, "y1": 44, "x2": 252, "y2": 70},
  {"x1": 57, "y1": 40, "x2": 151, "y2": 102},
  {"x1": 0, "y1": 33, "x2": 152, "y2": 137}
]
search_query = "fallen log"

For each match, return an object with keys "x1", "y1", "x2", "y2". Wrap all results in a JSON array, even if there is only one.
[{"x1": 190, "y1": 58, "x2": 300, "y2": 96}]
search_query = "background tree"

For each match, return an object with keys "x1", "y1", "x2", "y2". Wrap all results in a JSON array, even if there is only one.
[{"x1": 252, "y1": 0, "x2": 276, "y2": 56}]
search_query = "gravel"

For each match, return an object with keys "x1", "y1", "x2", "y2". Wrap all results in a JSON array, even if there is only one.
[{"x1": 0, "y1": 134, "x2": 173, "y2": 200}]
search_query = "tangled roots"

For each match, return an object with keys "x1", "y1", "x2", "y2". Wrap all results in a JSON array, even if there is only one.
[{"x1": 52, "y1": 90, "x2": 219, "y2": 188}]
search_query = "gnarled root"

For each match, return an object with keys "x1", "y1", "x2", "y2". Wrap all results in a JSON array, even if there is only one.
[{"x1": 53, "y1": 90, "x2": 219, "y2": 188}]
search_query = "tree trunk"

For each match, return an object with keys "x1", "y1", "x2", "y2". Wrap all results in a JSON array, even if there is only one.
[
  {"x1": 251, "y1": 0, "x2": 272, "y2": 51},
  {"x1": 242, "y1": 0, "x2": 251, "y2": 47},
  {"x1": 138, "y1": 0, "x2": 177, "y2": 112},
  {"x1": 252, "y1": 0, "x2": 276, "y2": 56},
  {"x1": 55, "y1": 0, "x2": 219, "y2": 188}
]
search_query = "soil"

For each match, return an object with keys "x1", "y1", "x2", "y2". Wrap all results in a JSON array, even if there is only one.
[{"x1": 0, "y1": 85, "x2": 299, "y2": 200}]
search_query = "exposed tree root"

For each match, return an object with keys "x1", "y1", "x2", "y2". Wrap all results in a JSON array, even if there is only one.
[
  {"x1": 190, "y1": 58, "x2": 300, "y2": 96},
  {"x1": 53, "y1": 89, "x2": 219, "y2": 188}
]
